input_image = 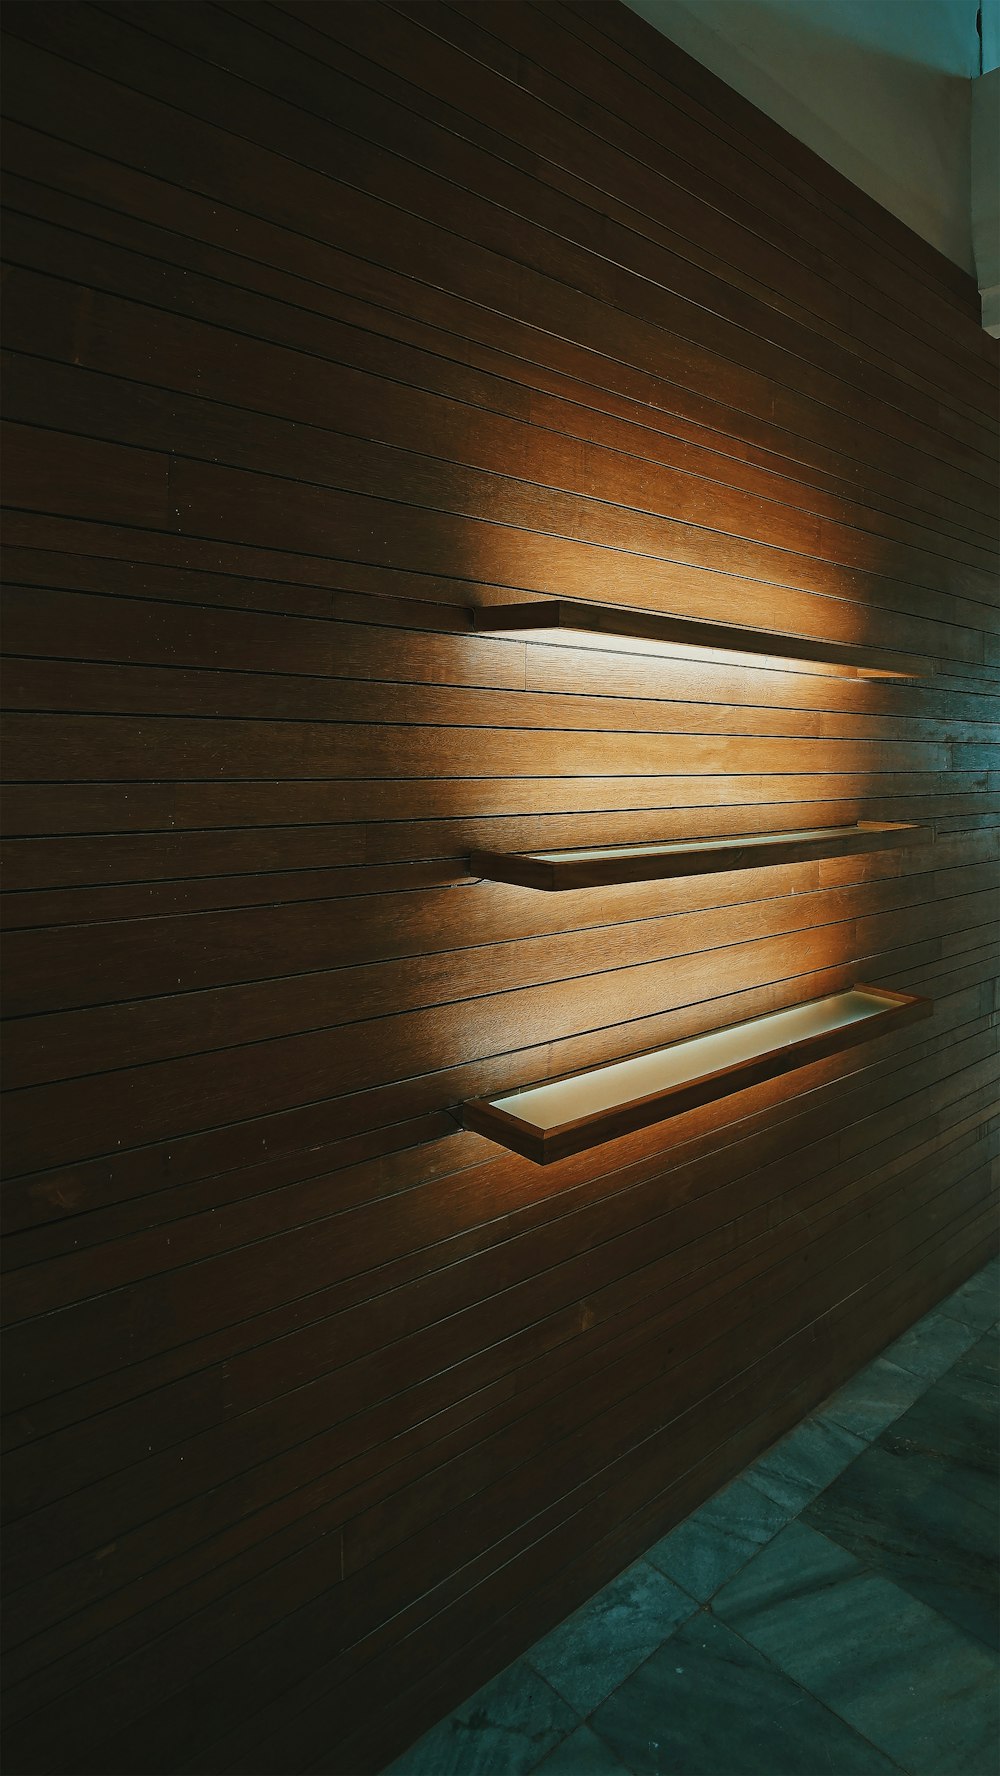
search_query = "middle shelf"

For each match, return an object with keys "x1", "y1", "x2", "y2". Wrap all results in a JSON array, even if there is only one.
[{"x1": 471, "y1": 821, "x2": 925, "y2": 890}]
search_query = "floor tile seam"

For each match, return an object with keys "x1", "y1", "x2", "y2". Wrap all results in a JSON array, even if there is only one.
[
  {"x1": 718, "y1": 1512, "x2": 1000, "y2": 1726},
  {"x1": 820, "y1": 1403, "x2": 915, "y2": 1442},
  {"x1": 813, "y1": 1345, "x2": 944, "y2": 1417},
  {"x1": 439, "y1": 1654, "x2": 585, "y2": 1769},
  {"x1": 647, "y1": 1508, "x2": 750, "y2": 1551},
  {"x1": 579, "y1": 1705, "x2": 653, "y2": 1776},
  {"x1": 897, "y1": 1269, "x2": 998, "y2": 1344},
  {"x1": 798, "y1": 1507, "x2": 1000, "y2": 1626},
  {"x1": 877, "y1": 1427, "x2": 1000, "y2": 1464},
  {"x1": 521, "y1": 1686, "x2": 607, "y2": 1775},
  {"x1": 881, "y1": 1340, "x2": 978, "y2": 1382},
  {"x1": 535, "y1": 1583, "x2": 705, "y2": 1726},
  {"x1": 741, "y1": 1453, "x2": 858, "y2": 1517},
  {"x1": 837, "y1": 1352, "x2": 926, "y2": 1383},
  {"x1": 934, "y1": 1321, "x2": 1000, "y2": 1359},
  {"x1": 742, "y1": 1468, "x2": 798, "y2": 1508},
  {"x1": 896, "y1": 1381, "x2": 999, "y2": 1423},
  {"x1": 885, "y1": 1349, "x2": 960, "y2": 1378},
  {"x1": 525, "y1": 1584, "x2": 703, "y2": 1733},
  {"x1": 632, "y1": 1552, "x2": 701, "y2": 1594},
  {"x1": 799, "y1": 1491, "x2": 980, "y2": 1577},
  {"x1": 698, "y1": 1474, "x2": 789, "y2": 1520},
  {"x1": 800, "y1": 1373, "x2": 1000, "y2": 1657},
  {"x1": 648, "y1": 1519, "x2": 789, "y2": 1604},
  {"x1": 936, "y1": 1304, "x2": 1000, "y2": 1332},
  {"x1": 532, "y1": 1721, "x2": 640, "y2": 1776},
  {"x1": 895, "y1": 1342, "x2": 1000, "y2": 1413},
  {"x1": 921, "y1": 1612, "x2": 1000, "y2": 1658},
  {"x1": 790, "y1": 1518, "x2": 1000, "y2": 1655},
  {"x1": 658, "y1": 1310, "x2": 973, "y2": 1554},
  {"x1": 521, "y1": 1658, "x2": 587, "y2": 1724},
  {"x1": 700, "y1": 1600, "x2": 911, "y2": 1773},
  {"x1": 913, "y1": 1463, "x2": 1000, "y2": 1511},
  {"x1": 808, "y1": 1472, "x2": 999, "y2": 1544},
  {"x1": 775, "y1": 1325, "x2": 972, "y2": 1465},
  {"x1": 571, "y1": 1591, "x2": 703, "y2": 1712}
]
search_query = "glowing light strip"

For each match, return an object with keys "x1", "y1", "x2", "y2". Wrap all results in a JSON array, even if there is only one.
[
  {"x1": 490, "y1": 991, "x2": 891, "y2": 1130},
  {"x1": 464, "y1": 986, "x2": 931, "y2": 1162},
  {"x1": 470, "y1": 823, "x2": 924, "y2": 888},
  {"x1": 473, "y1": 602, "x2": 923, "y2": 680},
  {"x1": 534, "y1": 827, "x2": 876, "y2": 863}
]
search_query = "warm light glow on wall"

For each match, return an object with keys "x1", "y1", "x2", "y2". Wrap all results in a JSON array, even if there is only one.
[{"x1": 490, "y1": 625, "x2": 863, "y2": 676}]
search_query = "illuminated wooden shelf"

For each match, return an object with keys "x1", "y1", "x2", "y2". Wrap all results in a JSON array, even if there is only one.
[
  {"x1": 471, "y1": 822, "x2": 925, "y2": 890},
  {"x1": 472, "y1": 599, "x2": 924, "y2": 680},
  {"x1": 464, "y1": 985, "x2": 931, "y2": 1164}
]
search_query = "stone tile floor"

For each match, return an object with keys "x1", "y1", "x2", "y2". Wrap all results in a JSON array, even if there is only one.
[{"x1": 387, "y1": 1256, "x2": 999, "y2": 1775}]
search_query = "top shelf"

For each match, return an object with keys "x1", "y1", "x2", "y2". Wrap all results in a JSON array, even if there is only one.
[
  {"x1": 471, "y1": 821, "x2": 926, "y2": 890},
  {"x1": 472, "y1": 600, "x2": 925, "y2": 681}
]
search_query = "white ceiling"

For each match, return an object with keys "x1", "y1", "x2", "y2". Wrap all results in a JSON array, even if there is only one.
[
  {"x1": 626, "y1": 0, "x2": 988, "y2": 77},
  {"x1": 624, "y1": 0, "x2": 989, "y2": 272}
]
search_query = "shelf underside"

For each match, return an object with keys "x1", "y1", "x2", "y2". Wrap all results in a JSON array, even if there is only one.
[
  {"x1": 464, "y1": 986, "x2": 932, "y2": 1164},
  {"x1": 471, "y1": 822, "x2": 925, "y2": 890},
  {"x1": 472, "y1": 599, "x2": 924, "y2": 680}
]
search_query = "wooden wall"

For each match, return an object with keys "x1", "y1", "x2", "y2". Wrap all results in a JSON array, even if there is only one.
[{"x1": 2, "y1": 3, "x2": 998, "y2": 1770}]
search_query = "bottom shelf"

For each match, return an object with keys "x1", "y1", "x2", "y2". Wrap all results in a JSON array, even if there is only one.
[{"x1": 463, "y1": 985, "x2": 931, "y2": 1165}]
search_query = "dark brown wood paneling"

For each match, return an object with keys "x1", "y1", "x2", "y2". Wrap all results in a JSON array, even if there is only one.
[{"x1": 1, "y1": 2, "x2": 997, "y2": 1771}]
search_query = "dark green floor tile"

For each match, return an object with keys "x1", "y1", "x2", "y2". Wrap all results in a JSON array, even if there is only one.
[
  {"x1": 525, "y1": 1560, "x2": 695, "y2": 1716},
  {"x1": 589, "y1": 1609, "x2": 899, "y2": 1774},
  {"x1": 952, "y1": 1324, "x2": 1000, "y2": 1387},
  {"x1": 882, "y1": 1345, "x2": 998, "y2": 1478},
  {"x1": 939, "y1": 1261, "x2": 1000, "y2": 1332},
  {"x1": 742, "y1": 1414, "x2": 865, "y2": 1514},
  {"x1": 884, "y1": 1308, "x2": 981, "y2": 1381},
  {"x1": 817, "y1": 1355, "x2": 926, "y2": 1441},
  {"x1": 386, "y1": 1263, "x2": 999, "y2": 1776},
  {"x1": 803, "y1": 1435, "x2": 998, "y2": 1650},
  {"x1": 645, "y1": 1477, "x2": 787, "y2": 1601},
  {"x1": 713, "y1": 1521, "x2": 1000, "y2": 1775},
  {"x1": 384, "y1": 1660, "x2": 578, "y2": 1776},
  {"x1": 531, "y1": 1724, "x2": 633, "y2": 1776}
]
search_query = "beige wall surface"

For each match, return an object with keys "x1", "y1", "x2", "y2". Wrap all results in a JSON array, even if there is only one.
[
  {"x1": 625, "y1": 0, "x2": 979, "y2": 272},
  {"x1": 972, "y1": 66, "x2": 1000, "y2": 333}
]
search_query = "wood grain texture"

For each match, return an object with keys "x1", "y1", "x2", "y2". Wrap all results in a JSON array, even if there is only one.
[{"x1": 1, "y1": 2, "x2": 997, "y2": 1771}]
